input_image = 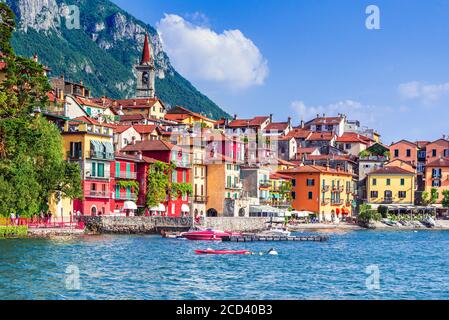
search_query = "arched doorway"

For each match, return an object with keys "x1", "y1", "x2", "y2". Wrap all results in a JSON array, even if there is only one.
[
  {"x1": 91, "y1": 206, "x2": 97, "y2": 216},
  {"x1": 238, "y1": 208, "x2": 246, "y2": 217},
  {"x1": 207, "y1": 208, "x2": 218, "y2": 217}
]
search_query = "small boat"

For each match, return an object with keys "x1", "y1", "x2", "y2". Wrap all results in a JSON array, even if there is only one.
[
  {"x1": 259, "y1": 227, "x2": 291, "y2": 237},
  {"x1": 195, "y1": 249, "x2": 251, "y2": 255},
  {"x1": 182, "y1": 228, "x2": 231, "y2": 241}
]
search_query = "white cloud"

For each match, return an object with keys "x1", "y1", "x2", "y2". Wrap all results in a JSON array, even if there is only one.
[
  {"x1": 157, "y1": 14, "x2": 269, "y2": 89},
  {"x1": 398, "y1": 81, "x2": 449, "y2": 103}
]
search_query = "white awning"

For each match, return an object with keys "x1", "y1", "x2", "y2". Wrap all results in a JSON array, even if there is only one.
[
  {"x1": 123, "y1": 201, "x2": 137, "y2": 210},
  {"x1": 158, "y1": 204, "x2": 166, "y2": 212},
  {"x1": 181, "y1": 204, "x2": 190, "y2": 212}
]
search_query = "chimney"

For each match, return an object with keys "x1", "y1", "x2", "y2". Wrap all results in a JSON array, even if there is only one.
[
  {"x1": 233, "y1": 114, "x2": 237, "y2": 120},
  {"x1": 288, "y1": 117, "x2": 292, "y2": 126},
  {"x1": 270, "y1": 114, "x2": 273, "y2": 122},
  {"x1": 300, "y1": 120, "x2": 305, "y2": 129}
]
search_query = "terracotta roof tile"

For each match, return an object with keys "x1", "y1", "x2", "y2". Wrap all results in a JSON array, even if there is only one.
[{"x1": 368, "y1": 166, "x2": 415, "y2": 175}]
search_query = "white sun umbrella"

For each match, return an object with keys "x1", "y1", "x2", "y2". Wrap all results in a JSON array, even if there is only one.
[
  {"x1": 123, "y1": 201, "x2": 138, "y2": 210},
  {"x1": 158, "y1": 204, "x2": 166, "y2": 212},
  {"x1": 181, "y1": 204, "x2": 190, "y2": 213}
]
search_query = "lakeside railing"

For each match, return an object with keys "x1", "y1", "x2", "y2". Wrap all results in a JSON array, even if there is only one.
[{"x1": 0, "y1": 217, "x2": 84, "y2": 230}]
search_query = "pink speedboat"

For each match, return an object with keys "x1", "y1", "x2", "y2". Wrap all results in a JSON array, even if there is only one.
[{"x1": 182, "y1": 228, "x2": 234, "y2": 241}]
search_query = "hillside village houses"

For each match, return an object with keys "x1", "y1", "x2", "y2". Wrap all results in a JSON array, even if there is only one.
[{"x1": 8, "y1": 33, "x2": 449, "y2": 223}]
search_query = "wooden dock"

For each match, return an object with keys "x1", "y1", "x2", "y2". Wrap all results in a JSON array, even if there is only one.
[{"x1": 222, "y1": 235, "x2": 329, "y2": 242}]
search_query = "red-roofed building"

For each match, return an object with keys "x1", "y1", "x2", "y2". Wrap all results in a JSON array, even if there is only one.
[
  {"x1": 121, "y1": 140, "x2": 191, "y2": 217},
  {"x1": 336, "y1": 132, "x2": 372, "y2": 156},
  {"x1": 304, "y1": 114, "x2": 346, "y2": 137},
  {"x1": 425, "y1": 158, "x2": 449, "y2": 205}
]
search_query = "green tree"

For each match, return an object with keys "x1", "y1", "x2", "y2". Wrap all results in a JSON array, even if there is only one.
[
  {"x1": 146, "y1": 161, "x2": 174, "y2": 208},
  {"x1": 442, "y1": 190, "x2": 449, "y2": 208},
  {"x1": 0, "y1": 4, "x2": 82, "y2": 217}
]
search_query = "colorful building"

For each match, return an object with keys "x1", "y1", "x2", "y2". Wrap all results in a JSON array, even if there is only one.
[
  {"x1": 121, "y1": 140, "x2": 191, "y2": 217},
  {"x1": 165, "y1": 106, "x2": 216, "y2": 128},
  {"x1": 366, "y1": 166, "x2": 415, "y2": 207},
  {"x1": 425, "y1": 158, "x2": 449, "y2": 205},
  {"x1": 281, "y1": 165, "x2": 354, "y2": 222},
  {"x1": 63, "y1": 116, "x2": 116, "y2": 216}
]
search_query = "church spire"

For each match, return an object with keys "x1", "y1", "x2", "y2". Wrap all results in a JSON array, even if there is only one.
[{"x1": 141, "y1": 33, "x2": 151, "y2": 65}]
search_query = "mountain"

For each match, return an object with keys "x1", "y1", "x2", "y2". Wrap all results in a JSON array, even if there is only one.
[{"x1": 6, "y1": 0, "x2": 229, "y2": 120}]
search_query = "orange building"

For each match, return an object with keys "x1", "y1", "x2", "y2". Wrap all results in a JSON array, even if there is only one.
[
  {"x1": 281, "y1": 165, "x2": 354, "y2": 222},
  {"x1": 389, "y1": 140, "x2": 418, "y2": 167},
  {"x1": 425, "y1": 138, "x2": 449, "y2": 164},
  {"x1": 425, "y1": 158, "x2": 449, "y2": 204}
]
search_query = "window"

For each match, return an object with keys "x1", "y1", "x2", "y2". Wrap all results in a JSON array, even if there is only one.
[
  {"x1": 433, "y1": 149, "x2": 437, "y2": 157},
  {"x1": 227, "y1": 176, "x2": 232, "y2": 188},
  {"x1": 308, "y1": 192, "x2": 313, "y2": 200},
  {"x1": 445, "y1": 150, "x2": 449, "y2": 157},
  {"x1": 291, "y1": 192, "x2": 296, "y2": 200},
  {"x1": 406, "y1": 149, "x2": 411, "y2": 157},
  {"x1": 182, "y1": 171, "x2": 187, "y2": 183},
  {"x1": 372, "y1": 178, "x2": 377, "y2": 186},
  {"x1": 398, "y1": 191, "x2": 407, "y2": 199},
  {"x1": 345, "y1": 144, "x2": 351, "y2": 150},
  {"x1": 400, "y1": 178, "x2": 405, "y2": 186},
  {"x1": 92, "y1": 162, "x2": 97, "y2": 177},
  {"x1": 227, "y1": 164, "x2": 232, "y2": 171},
  {"x1": 292, "y1": 179, "x2": 297, "y2": 187},
  {"x1": 386, "y1": 179, "x2": 391, "y2": 186},
  {"x1": 172, "y1": 171, "x2": 177, "y2": 183},
  {"x1": 394, "y1": 149, "x2": 399, "y2": 157},
  {"x1": 370, "y1": 191, "x2": 378, "y2": 198},
  {"x1": 115, "y1": 162, "x2": 121, "y2": 178},
  {"x1": 306, "y1": 179, "x2": 315, "y2": 186},
  {"x1": 97, "y1": 163, "x2": 105, "y2": 178},
  {"x1": 432, "y1": 180, "x2": 441, "y2": 187}
]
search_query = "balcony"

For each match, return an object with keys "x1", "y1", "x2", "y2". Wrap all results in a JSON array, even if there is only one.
[
  {"x1": 116, "y1": 193, "x2": 137, "y2": 200},
  {"x1": 331, "y1": 200, "x2": 344, "y2": 206},
  {"x1": 115, "y1": 171, "x2": 137, "y2": 180},
  {"x1": 193, "y1": 158, "x2": 204, "y2": 165},
  {"x1": 321, "y1": 185, "x2": 330, "y2": 193},
  {"x1": 332, "y1": 186, "x2": 344, "y2": 193},
  {"x1": 85, "y1": 191, "x2": 110, "y2": 199},
  {"x1": 321, "y1": 199, "x2": 330, "y2": 205},
  {"x1": 90, "y1": 150, "x2": 114, "y2": 161},
  {"x1": 67, "y1": 151, "x2": 83, "y2": 160},
  {"x1": 193, "y1": 195, "x2": 208, "y2": 203},
  {"x1": 382, "y1": 197, "x2": 393, "y2": 204},
  {"x1": 259, "y1": 180, "x2": 271, "y2": 189},
  {"x1": 227, "y1": 183, "x2": 243, "y2": 190}
]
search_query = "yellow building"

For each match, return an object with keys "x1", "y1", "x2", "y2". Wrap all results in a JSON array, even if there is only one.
[
  {"x1": 366, "y1": 166, "x2": 415, "y2": 207},
  {"x1": 281, "y1": 165, "x2": 354, "y2": 222},
  {"x1": 165, "y1": 106, "x2": 216, "y2": 128},
  {"x1": 114, "y1": 98, "x2": 167, "y2": 120}
]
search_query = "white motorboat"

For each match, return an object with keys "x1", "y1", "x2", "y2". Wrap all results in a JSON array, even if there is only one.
[{"x1": 260, "y1": 227, "x2": 291, "y2": 237}]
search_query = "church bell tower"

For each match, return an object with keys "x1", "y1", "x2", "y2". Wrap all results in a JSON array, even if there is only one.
[{"x1": 135, "y1": 33, "x2": 155, "y2": 99}]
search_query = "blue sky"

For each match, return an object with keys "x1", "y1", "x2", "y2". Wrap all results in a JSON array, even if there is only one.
[{"x1": 112, "y1": 0, "x2": 449, "y2": 144}]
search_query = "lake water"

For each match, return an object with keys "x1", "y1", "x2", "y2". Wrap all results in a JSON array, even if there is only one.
[{"x1": 1, "y1": 230, "x2": 449, "y2": 300}]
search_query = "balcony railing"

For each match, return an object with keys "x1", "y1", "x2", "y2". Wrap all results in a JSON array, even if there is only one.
[
  {"x1": 259, "y1": 180, "x2": 271, "y2": 189},
  {"x1": 193, "y1": 195, "x2": 208, "y2": 203},
  {"x1": 332, "y1": 186, "x2": 345, "y2": 193},
  {"x1": 227, "y1": 184, "x2": 243, "y2": 190},
  {"x1": 115, "y1": 171, "x2": 137, "y2": 180},
  {"x1": 382, "y1": 197, "x2": 393, "y2": 204},
  {"x1": 116, "y1": 193, "x2": 137, "y2": 200},
  {"x1": 321, "y1": 185, "x2": 330, "y2": 192},
  {"x1": 321, "y1": 199, "x2": 330, "y2": 205},
  {"x1": 67, "y1": 151, "x2": 83, "y2": 160},
  {"x1": 193, "y1": 158, "x2": 204, "y2": 165},
  {"x1": 90, "y1": 150, "x2": 114, "y2": 160},
  {"x1": 331, "y1": 200, "x2": 344, "y2": 206},
  {"x1": 85, "y1": 191, "x2": 110, "y2": 199}
]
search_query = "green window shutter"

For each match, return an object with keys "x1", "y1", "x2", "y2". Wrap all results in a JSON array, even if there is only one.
[
  {"x1": 116, "y1": 185, "x2": 120, "y2": 199},
  {"x1": 92, "y1": 162, "x2": 97, "y2": 177},
  {"x1": 126, "y1": 163, "x2": 131, "y2": 178},
  {"x1": 116, "y1": 162, "x2": 121, "y2": 178},
  {"x1": 98, "y1": 163, "x2": 104, "y2": 177},
  {"x1": 172, "y1": 170, "x2": 177, "y2": 183},
  {"x1": 227, "y1": 176, "x2": 232, "y2": 188}
]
